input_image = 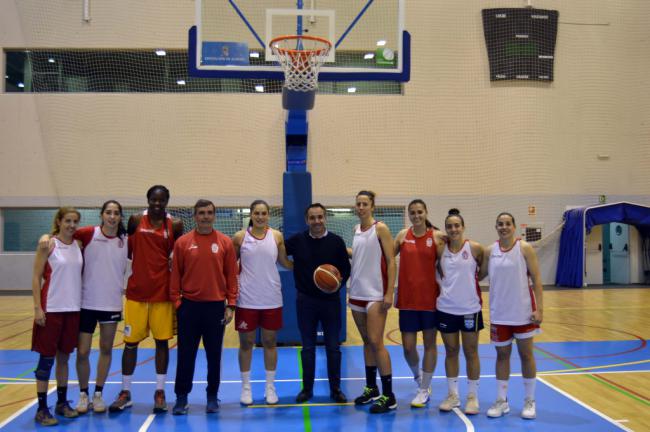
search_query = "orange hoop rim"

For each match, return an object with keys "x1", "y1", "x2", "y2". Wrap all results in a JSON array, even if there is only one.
[{"x1": 269, "y1": 34, "x2": 332, "y2": 56}]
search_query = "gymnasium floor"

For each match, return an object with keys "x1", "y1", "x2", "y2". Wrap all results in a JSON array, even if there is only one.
[{"x1": 1, "y1": 287, "x2": 649, "y2": 431}]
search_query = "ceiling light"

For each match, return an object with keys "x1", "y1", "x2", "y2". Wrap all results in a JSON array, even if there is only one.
[
  {"x1": 255, "y1": 85, "x2": 264, "y2": 92},
  {"x1": 155, "y1": 50, "x2": 166, "y2": 56},
  {"x1": 249, "y1": 52, "x2": 260, "y2": 58},
  {"x1": 48, "y1": 58, "x2": 55, "y2": 63},
  {"x1": 18, "y1": 82, "x2": 25, "y2": 88},
  {"x1": 364, "y1": 53, "x2": 374, "y2": 60},
  {"x1": 347, "y1": 87, "x2": 357, "y2": 93},
  {"x1": 176, "y1": 80, "x2": 186, "y2": 85},
  {"x1": 376, "y1": 40, "x2": 387, "y2": 46}
]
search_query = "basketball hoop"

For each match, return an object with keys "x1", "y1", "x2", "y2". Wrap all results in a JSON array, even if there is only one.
[{"x1": 270, "y1": 35, "x2": 332, "y2": 110}]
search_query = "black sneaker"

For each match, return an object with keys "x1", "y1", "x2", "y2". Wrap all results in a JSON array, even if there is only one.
[
  {"x1": 330, "y1": 388, "x2": 348, "y2": 403},
  {"x1": 354, "y1": 386, "x2": 380, "y2": 405},
  {"x1": 295, "y1": 389, "x2": 313, "y2": 403},
  {"x1": 369, "y1": 394, "x2": 397, "y2": 414},
  {"x1": 206, "y1": 396, "x2": 220, "y2": 413},
  {"x1": 172, "y1": 395, "x2": 188, "y2": 415}
]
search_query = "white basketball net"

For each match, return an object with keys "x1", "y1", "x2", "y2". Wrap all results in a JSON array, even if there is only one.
[{"x1": 270, "y1": 35, "x2": 332, "y2": 92}]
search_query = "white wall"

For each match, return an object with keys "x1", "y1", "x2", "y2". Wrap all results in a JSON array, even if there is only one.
[{"x1": 1, "y1": 1, "x2": 650, "y2": 287}]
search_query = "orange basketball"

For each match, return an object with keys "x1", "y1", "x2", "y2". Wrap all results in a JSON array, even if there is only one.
[{"x1": 313, "y1": 264, "x2": 342, "y2": 293}]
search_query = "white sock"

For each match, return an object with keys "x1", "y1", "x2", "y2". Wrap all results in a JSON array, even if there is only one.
[
  {"x1": 467, "y1": 379, "x2": 479, "y2": 396},
  {"x1": 241, "y1": 371, "x2": 251, "y2": 386},
  {"x1": 447, "y1": 377, "x2": 459, "y2": 395},
  {"x1": 408, "y1": 363, "x2": 420, "y2": 381},
  {"x1": 122, "y1": 375, "x2": 132, "y2": 392},
  {"x1": 496, "y1": 379, "x2": 509, "y2": 401},
  {"x1": 265, "y1": 370, "x2": 276, "y2": 386},
  {"x1": 156, "y1": 374, "x2": 166, "y2": 391},
  {"x1": 421, "y1": 371, "x2": 433, "y2": 390},
  {"x1": 523, "y1": 377, "x2": 536, "y2": 400}
]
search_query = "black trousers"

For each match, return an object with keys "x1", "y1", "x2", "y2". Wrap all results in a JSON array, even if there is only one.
[
  {"x1": 296, "y1": 292, "x2": 342, "y2": 392},
  {"x1": 174, "y1": 299, "x2": 225, "y2": 397}
]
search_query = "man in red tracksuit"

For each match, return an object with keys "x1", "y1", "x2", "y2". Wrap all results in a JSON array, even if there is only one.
[{"x1": 169, "y1": 199, "x2": 239, "y2": 414}]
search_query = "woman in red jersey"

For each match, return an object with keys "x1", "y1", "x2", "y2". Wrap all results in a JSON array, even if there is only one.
[
  {"x1": 32, "y1": 207, "x2": 83, "y2": 426},
  {"x1": 394, "y1": 199, "x2": 444, "y2": 408},
  {"x1": 436, "y1": 208, "x2": 484, "y2": 415},
  {"x1": 232, "y1": 200, "x2": 292, "y2": 405}
]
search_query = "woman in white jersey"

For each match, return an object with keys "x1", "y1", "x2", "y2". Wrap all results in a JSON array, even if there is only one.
[
  {"x1": 74, "y1": 201, "x2": 128, "y2": 413},
  {"x1": 436, "y1": 208, "x2": 484, "y2": 415},
  {"x1": 348, "y1": 191, "x2": 397, "y2": 414},
  {"x1": 31, "y1": 207, "x2": 83, "y2": 426},
  {"x1": 232, "y1": 200, "x2": 292, "y2": 405},
  {"x1": 479, "y1": 212, "x2": 543, "y2": 420}
]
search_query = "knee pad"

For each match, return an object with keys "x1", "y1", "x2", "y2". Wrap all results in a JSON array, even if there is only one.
[{"x1": 34, "y1": 355, "x2": 55, "y2": 381}]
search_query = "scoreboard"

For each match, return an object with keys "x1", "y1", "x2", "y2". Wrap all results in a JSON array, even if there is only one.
[{"x1": 482, "y1": 8, "x2": 559, "y2": 82}]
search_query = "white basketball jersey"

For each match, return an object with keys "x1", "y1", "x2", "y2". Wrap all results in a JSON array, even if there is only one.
[
  {"x1": 488, "y1": 240, "x2": 535, "y2": 325},
  {"x1": 81, "y1": 227, "x2": 129, "y2": 311},
  {"x1": 437, "y1": 241, "x2": 481, "y2": 315},
  {"x1": 238, "y1": 228, "x2": 282, "y2": 309},
  {"x1": 349, "y1": 223, "x2": 385, "y2": 301},
  {"x1": 43, "y1": 238, "x2": 83, "y2": 312}
]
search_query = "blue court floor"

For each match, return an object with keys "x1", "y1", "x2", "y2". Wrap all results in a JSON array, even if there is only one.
[{"x1": 1, "y1": 341, "x2": 648, "y2": 431}]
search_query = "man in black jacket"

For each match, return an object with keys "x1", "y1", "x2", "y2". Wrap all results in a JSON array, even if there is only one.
[{"x1": 285, "y1": 203, "x2": 351, "y2": 403}]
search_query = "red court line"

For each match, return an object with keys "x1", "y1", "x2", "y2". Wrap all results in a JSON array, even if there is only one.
[
  {"x1": 0, "y1": 328, "x2": 32, "y2": 344},
  {"x1": 0, "y1": 397, "x2": 34, "y2": 409},
  {"x1": 534, "y1": 344, "x2": 650, "y2": 402}
]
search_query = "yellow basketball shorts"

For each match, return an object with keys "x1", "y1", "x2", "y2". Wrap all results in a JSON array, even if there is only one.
[{"x1": 123, "y1": 299, "x2": 175, "y2": 343}]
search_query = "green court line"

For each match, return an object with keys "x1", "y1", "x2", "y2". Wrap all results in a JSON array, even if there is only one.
[
  {"x1": 0, "y1": 367, "x2": 35, "y2": 391},
  {"x1": 296, "y1": 347, "x2": 312, "y2": 432},
  {"x1": 534, "y1": 347, "x2": 650, "y2": 406}
]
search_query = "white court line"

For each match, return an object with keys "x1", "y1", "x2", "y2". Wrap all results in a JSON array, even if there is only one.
[
  {"x1": 0, "y1": 387, "x2": 56, "y2": 429},
  {"x1": 138, "y1": 414, "x2": 156, "y2": 432},
  {"x1": 538, "y1": 377, "x2": 634, "y2": 432},
  {"x1": 1, "y1": 369, "x2": 648, "y2": 385},
  {"x1": 452, "y1": 407, "x2": 475, "y2": 432}
]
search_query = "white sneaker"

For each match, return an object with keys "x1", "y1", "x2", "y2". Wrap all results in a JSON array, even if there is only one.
[
  {"x1": 76, "y1": 392, "x2": 90, "y2": 414},
  {"x1": 240, "y1": 384, "x2": 253, "y2": 405},
  {"x1": 410, "y1": 388, "x2": 430, "y2": 408},
  {"x1": 487, "y1": 398, "x2": 510, "y2": 418},
  {"x1": 265, "y1": 384, "x2": 278, "y2": 405},
  {"x1": 521, "y1": 398, "x2": 536, "y2": 419},
  {"x1": 438, "y1": 392, "x2": 460, "y2": 411},
  {"x1": 92, "y1": 392, "x2": 106, "y2": 413},
  {"x1": 464, "y1": 394, "x2": 480, "y2": 415}
]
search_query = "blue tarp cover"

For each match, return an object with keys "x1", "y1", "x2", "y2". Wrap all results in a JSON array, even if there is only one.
[{"x1": 556, "y1": 202, "x2": 650, "y2": 287}]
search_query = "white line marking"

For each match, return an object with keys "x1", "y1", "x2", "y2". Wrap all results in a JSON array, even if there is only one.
[
  {"x1": 614, "y1": 419, "x2": 630, "y2": 423},
  {"x1": 452, "y1": 407, "x2": 475, "y2": 432},
  {"x1": 0, "y1": 387, "x2": 56, "y2": 429},
  {"x1": 138, "y1": 414, "x2": 156, "y2": 432},
  {"x1": 1, "y1": 369, "x2": 647, "y2": 385},
  {"x1": 538, "y1": 377, "x2": 634, "y2": 432}
]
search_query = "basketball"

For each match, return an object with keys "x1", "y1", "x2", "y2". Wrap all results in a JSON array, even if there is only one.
[{"x1": 313, "y1": 264, "x2": 342, "y2": 293}]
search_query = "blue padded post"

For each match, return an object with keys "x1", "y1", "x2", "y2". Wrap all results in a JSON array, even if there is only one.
[{"x1": 285, "y1": 110, "x2": 308, "y2": 172}]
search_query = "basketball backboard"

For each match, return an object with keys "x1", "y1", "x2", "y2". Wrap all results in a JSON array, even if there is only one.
[{"x1": 188, "y1": 0, "x2": 409, "y2": 81}]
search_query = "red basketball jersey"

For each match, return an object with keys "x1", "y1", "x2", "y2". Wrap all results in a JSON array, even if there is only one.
[
  {"x1": 126, "y1": 213, "x2": 175, "y2": 302},
  {"x1": 396, "y1": 227, "x2": 439, "y2": 311}
]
